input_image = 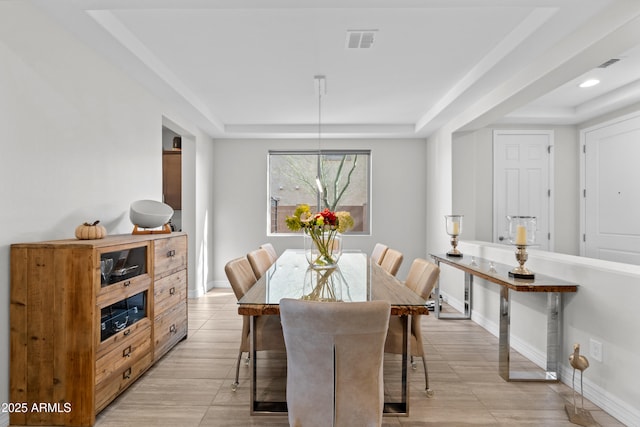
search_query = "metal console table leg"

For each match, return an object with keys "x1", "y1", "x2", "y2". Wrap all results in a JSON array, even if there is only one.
[
  {"x1": 499, "y1": 289, "x2": 561, "y2": 382},
  {"x1": 433, "y1": 259, "x2": 472, "y2": 320}
]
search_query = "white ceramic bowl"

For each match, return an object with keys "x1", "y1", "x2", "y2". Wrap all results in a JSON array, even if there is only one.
[{"x1": 129, "y1": 200, "x2": 174, "y2": 228}]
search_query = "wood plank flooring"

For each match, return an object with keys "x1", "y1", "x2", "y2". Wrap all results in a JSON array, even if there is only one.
[{"x1": 87, "y1": 288, "x2": 624, "y2": 427}]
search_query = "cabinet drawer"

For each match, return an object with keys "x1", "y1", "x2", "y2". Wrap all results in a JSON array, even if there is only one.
[
  {"x1": 154, "y1": 302, "x2": 187, "y2": 360},
  {"x1": 96, "y1": 323, "x2": 152, "y2": 385},
  {"x1": 95, "y1": 351, "x2": 152, "y2": 413},
  {"x1": 154, "y1": 270, "x2": 187, "y2": 317},
  {"x1": 154, "y1": 235, "x2": 187, "y2": 278},
  {"x1": 97, "y1": 274, "x2": 151, "y2": 308}
]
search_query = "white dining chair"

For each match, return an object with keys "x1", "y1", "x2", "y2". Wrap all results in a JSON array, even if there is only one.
[
  {"x1": 370, "y1": 243, "x2": 388, "y2": 265},
  {"x1": 380, "y1": 248, "x2": 403, "y2": 276},
  {"x1": 280, "y1": 298, "x2": 390, "y2": 427},
  {"x1": 224, "y1": 256, "x2": 284, "y2": 391},
  {"x1": 260, "y1": 243, "x2": 278, "y2": 264},
  {"x1": 247, "y1": 248, "x2": 273, "y2": 279},
  {"x1": 385, "y1": 258, "x2": 440, "y2": 395}
]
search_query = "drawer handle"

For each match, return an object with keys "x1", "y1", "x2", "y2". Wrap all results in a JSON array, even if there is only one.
[
  {"x1": 169, "y1": 324, "x2": 177, "y2": 334},
  {"x1": 167, "y1": 249, "x2": 176, "y2": 258},
  {"x1": 123, "y1": 329, "x2": 131, "y2": 336},
  {"x1": 123, "y1": 367, "x2": 132, "y2": 380},
  {"x1": 123, "y1": 346, "x2": 132, "y2": 358},
  {"x1": 123, "y1": 280, "x2": 131, "y2": 287},
  {"x1": 169, "y1": 287, "x2": 176, "y2": 295}
]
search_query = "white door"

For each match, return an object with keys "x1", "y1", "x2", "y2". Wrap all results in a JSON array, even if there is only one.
[
  {"x1": 583, "y1": 113, "x2": 640, "y2": 264},
  {"x1": 493, "y1": 130, "x2": 553, "y2": 251}
]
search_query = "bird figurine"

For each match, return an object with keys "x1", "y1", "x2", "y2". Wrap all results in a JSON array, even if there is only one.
[{"x1": 569, "y1": 343, "x2": 590, "y2": 414}]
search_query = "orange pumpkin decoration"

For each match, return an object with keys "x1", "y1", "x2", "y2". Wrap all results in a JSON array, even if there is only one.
[{"x1": 75, "y1": 220, "x2": 107, "y2": 240}]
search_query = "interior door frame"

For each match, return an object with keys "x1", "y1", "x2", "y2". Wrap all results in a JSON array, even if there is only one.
[
  {"x1": 580, "y1": 110, "x2": 640, "y2": 257},
  {"x1": 492, "y1": 129, "x2": 555, "y2": 251}
]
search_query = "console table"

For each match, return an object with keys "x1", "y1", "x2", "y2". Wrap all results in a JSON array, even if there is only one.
[{"x1": 430, "y1": 254, "x2": 578, "y2": 382}]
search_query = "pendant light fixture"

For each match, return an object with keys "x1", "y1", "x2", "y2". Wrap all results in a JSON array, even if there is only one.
[{"x1": 314, "y1": 75, "x2": 326, "y2": 194}]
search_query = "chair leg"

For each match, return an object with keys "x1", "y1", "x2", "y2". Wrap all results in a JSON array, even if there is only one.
[
  {"x1": 421, "y1": 355, "x2": 434, "y2": 397},
  {"x1": 232, "y1": 351, "x2": 243, "y2": 391}
]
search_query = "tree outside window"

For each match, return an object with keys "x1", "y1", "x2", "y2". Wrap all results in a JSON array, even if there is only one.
[{"x1": 269, "y1": 150, "x2": 370, "y2": 234}]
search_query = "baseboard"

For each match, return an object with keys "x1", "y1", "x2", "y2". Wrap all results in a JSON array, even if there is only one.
[
  {"x1": 469, "y1": 306, "x2": 548, "y2": 369},
  {"x1": 208, "y1": 280, "x2": 231, "y2": 289},
  {"x1": 188, "y1": 280, "x2": 230, "y2": 299},
  {"x1": 559, "y1": 365, "x2": 640, "y2": 426},
  {"x1": 441, "y1": 291, "x2": 639, "y2": 427}
]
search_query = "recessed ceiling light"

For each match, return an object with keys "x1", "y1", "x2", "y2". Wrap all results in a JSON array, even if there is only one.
[{"x1": 579, "y1": 79, "x2": 600, "y2": 88}]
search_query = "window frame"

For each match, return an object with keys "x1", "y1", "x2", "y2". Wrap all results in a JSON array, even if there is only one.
[{"x1": 267, "y1": 149, "x2": 372, "y2": 236}]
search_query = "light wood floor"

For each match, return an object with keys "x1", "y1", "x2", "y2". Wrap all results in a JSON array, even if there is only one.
[{"x1": 90, "y1": 288, "x2": 623, "y2": 427}]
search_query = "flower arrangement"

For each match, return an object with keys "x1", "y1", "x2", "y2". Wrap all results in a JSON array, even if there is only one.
[{"x1": 286, "y1": 204, "x2": 354, "y2": 268}]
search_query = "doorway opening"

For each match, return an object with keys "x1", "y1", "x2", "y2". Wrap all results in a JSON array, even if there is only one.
[{"x1": 162, "y1": 126, "x2": 182, "y2": 232}]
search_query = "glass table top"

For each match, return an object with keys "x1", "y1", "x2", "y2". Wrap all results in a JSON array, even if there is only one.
[
  {"x1": 263, "y1": 250, "x2": 369, "y2": 303},
  {"x1": 238, "y1": 249, "x2": 429, "y2": 315}
]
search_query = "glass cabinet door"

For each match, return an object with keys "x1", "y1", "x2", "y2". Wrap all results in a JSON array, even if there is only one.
[
  {"x1": 100, "y1": 246, "x2": 147, "y2": 287},
  {"x1": 100, "y1": 291, "x2": 147, "y2": 341}
]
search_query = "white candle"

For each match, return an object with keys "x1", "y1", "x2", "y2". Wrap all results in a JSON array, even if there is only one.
[
  {"x1": 452, "y1": 222, "x2": 460, "y2": 235},
  {"x1": 515, "y1": 225, "x2": 527, "y2": 245}
]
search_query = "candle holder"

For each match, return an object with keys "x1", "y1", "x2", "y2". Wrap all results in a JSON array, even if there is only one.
[
  {"x1": 507, "y1": 216, "x2": 536, "y2": 279},
  {"x1": 445, "y1": 215, "x2": 463, "y2": 257}
]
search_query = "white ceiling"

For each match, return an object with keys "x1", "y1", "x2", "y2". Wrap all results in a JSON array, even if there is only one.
[{"x1": 33, "y1": 0, "x2": 640, "y2": 138}]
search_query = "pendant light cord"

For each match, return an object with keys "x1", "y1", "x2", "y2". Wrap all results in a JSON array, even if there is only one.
[
  {"x1": 315, "y1": 75, "x2": 324, "y2": 195},
  {"x1": 318, "y1": 80, "x2": 322, "y2": 154}
]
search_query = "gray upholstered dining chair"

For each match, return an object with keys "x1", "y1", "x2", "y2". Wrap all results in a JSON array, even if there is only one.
[
  {"x1": 384, "y1": 258, "x2": 440, "y2": 396},
  {"x1": 370, "y1": 243, "x2": 388, "y2": 265},
  {"x1": 280, "y1": 298, "x2": 391, "y2": 427},
  {"x1": 247, "y1": 247, "x2": 273, "y2": 279},
  {"x1": 224, "y1": 256, "x2": 284, "y2": 391},
  {"x1": 380, "y1": 248, "x2": 403, "y2": 276},
  {"x1": 260, "y1": 243, "x2": 278, "y2": 264}
]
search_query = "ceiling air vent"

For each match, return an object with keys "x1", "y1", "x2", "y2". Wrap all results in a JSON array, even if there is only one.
[
  {"x1": 597, "y1": 58, "x2": 620, "y2": 68},
  {"x1": 346, "y1": 30, "x2": 378, "y2": 49}
]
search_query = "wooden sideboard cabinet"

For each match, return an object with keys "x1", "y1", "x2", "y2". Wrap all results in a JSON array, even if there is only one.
[{"x1": 10, "y1": 233, "x2": 188, "y2": 426}]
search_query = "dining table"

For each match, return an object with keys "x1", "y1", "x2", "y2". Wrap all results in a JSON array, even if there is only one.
[{"x1": 237, "y1": 249, "x2": 429, "y2": 416}]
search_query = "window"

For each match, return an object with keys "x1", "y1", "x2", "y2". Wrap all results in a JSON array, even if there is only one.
[{"x1": 269, "y1": 150, "x2": 371, "y2": 234}]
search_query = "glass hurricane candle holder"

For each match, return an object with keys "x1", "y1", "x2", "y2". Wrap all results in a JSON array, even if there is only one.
[
  {"x1": 506, "y1": 216, "x2": 536, "y2": 279},
  {"x1": 444, "y1": 215, "x2": 463, "y2": 257}
]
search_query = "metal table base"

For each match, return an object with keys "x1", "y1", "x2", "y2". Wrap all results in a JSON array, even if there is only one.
[{"x1": 499, "y1": 288, "x2": 561, "y2": 382}]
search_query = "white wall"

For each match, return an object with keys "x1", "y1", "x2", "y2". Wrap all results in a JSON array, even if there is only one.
[
  {"x1": 210, "y1": 138, "x2": 428, "y2": 286},
  {"x1": 579, "y1": 100, "x2": 640, "y2": 130},
  {"x1": 452, "y1": 124, "x2": 580, "y2": 256},
  {"x1": 191, "y1": 136, "x2": 215, "y2": 297},
  {"x1": 0, "y1": 4, "x2": 214, "y2": 424},
  {"x1": 425, "y1": 129, "x2": 454, "y2": 258}
]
